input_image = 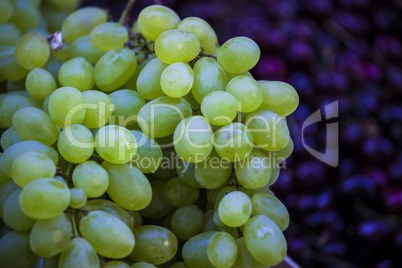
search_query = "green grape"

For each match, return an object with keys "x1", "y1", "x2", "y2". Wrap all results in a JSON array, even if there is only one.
[
  {"x1": 130, "y1": 130, "x2": 163, "y2": 173},
  {"x1": 152, "y1": 147, "x2": 177, "y2": 180},
  {"x1": 212, "y1": 186, "x2": 237, "y2": 211},
  {"x1": 232, "y1": 237, "x2": 269, "y2": 268},
  {"x1": 51, "y1": 43, "x2": 71, "y2": 61},
  {"x1": 45, "y1": 0, "x2": 80, "y2": 11},
  {"x1": 202, "y1": 210, "x2": 219, "y2": 232},
  {"x1": 94, "y1": 48, "x2": 137, "y2": 92},
  {"x1": 58, "y1": 124, "x2": 95, "y2": 164},
  {"x1": 206, "y1": 232, "x2": 238, "y2": 268},
  {"x1": 42, "y1": 94, "x2": 51, "y2": 114},
  {"x1": 251, "y1": 193, "x2": 289, "y2": 231},
  {"x1": 217, "y1": 37, "x2": 260, "y2": 74},
  {"x1": 80, "y1": 210, "x2": 135, "y2": 258},
  {"x1": 131, "y1": 262, "x2": 157, "y2": 268},
  {"x1": 182, "y1": 231, "x2": 216, "y2": 268},
  {"x1": 70, "y1": 35, "x2": 106, "y2": 65},
  {"x1": 270, "y1": 137, "x2": 294, "y2": 164},
  {"x1": 176, "y1": 158, "x2": 202, "y2": 188},
  {"x1": 69, "y1": 188, "x2": 87, "y2": 208},
  {"x1": 48, "y1": 87, "x2": 86, "y2": 129},
  {"x1": 201, "y1": 91, "x2": 238, "y2": 126},
  {"x1": 3, "y1": 189, "x2": 35, "y2": 231},
  {"x1": 194, "y1": 150, "x2": 232, "y2": 189},
  {"x1": 155, "y1": 29, "x2": 200, "y2": 64},
  {"x1": 170, "y1": 204, "x2": 204, "y2": 240},
  {"x1": 136, "y1": 58, "x2": 168, "y2": 100},
  {"x1": 125, "y1": 58, "x2": 151, "y2": 91},
  {"x1": 31, "y1": 255, "x2": 60, "y2": 268},
  {"x1": 138, "y1": 96, "x2": 192, "y2": 138},
  {"x1": 15, "y1": 33, "x2": 50, "y2": 70},
  {"x1": 245, "y1": 109, "x2": 290, "y2": 151},
  {"x1": 26, "y1": 68, "x2": 57, "y2": 101},
  {"x1": 102, "y1": 162, "x2": 152, "y2": 210},
  {"x1": 62, "y1": 7, "x2": 108, "y2": 44},
  {"x1": 0, "y1": 0, "x2": 13, "y2": 23},
  {"x1": 108, "y1": 89, "x2": 146, "y2": 128},
  {"x1": 244, "y1": 215, "x2": 287, "y2": 266},
  {"x1": 235, "y1": 149, "x2": 272, "y2": 189},
  {"x1": 90, "y1": 22, "x2": 129, "y2": 51},
  {"x1": 72, "y1": 161, "x2": 109, "y2": 198},
  {"x1": 191, "y1": 57, "x2": 227, "y2": 104},
  {"x1": 137, "y1": 5, "x2": 180, "y2": 41},
  {"x1": 58, "y1": 237, "x2": 100, "y2": 268},
  {"x1": 30, "y1": 213, "x2": 72, "y2": 257},
  {"x1": 1, "y1": 127, "x2": 22, "y2": 151},
  {"x1": 0, "y1": 94, "x2": 41, "y2": 128},
  {"x1": 0, "y1": 231, "x2": 36, "y2": 268},
  {"x1": 58, "y1": 57, "x2": 95, "y2": 92},
  {"x1": 12, "y1": 107, "x2": 59, "y2": 145},
  {"x1": 225, "y1": 71, "x2": 252, "y2": 85},
  {"x1": 102, "y1": 260, "x2": 130, "y2": 268},
  {"x1": 95, "y1": 125, "x2": 137, "y2": 164},
  {"x1": 0, "y1": 54, "x2": 30, "y2": 81},
  {"x1": 218, "y1": 191, "x2": 252, "y2": 227},
  {"x1": 160, "y1": 62, "x2": 194, "y2": 98},
  {"x1": 10, "y1": 0, "x2": 40, "y2": 32},
  {"x1": 174, "y1": 116, "x2": 214, "y2": 163},
  {"x1": 178, "y1": 17, "x2": 218, "y2": 55},
  {"x1": 129, "y1": 225, "x2": 178, "y2": 265},
  {"x1": 214, "y1": 122, "x2": 254, "y2": 162},
  {"x1": 84, "y1": 199, "x2": 134, "y2": 232},
  {"x1": 164, "y1": 176, "x2": 199, "y2": 207},
  {"x1": 140, "y1": 180, "x2": 173, "y2": 219},
  {"x1": 20, "y1": 178, "x2": 70, "y2": 220},
  {"x1": 82, "y1": 90, "x2": 113, "y2": 129},
  {"x1": 0, "y1": 140, "x2": 58, "y2": 177},
  {"x1": 0, "y1": 180, "x2": 19, "y2": 218},
  {"x1": 226, "y1": 76, "x2": 263, "y2": 113},
  {"x1": 259, "y1": 80, "x2": 299, "y2": 116},
  {"x1": 11, "y1": 151, "x2": 56, "y2": 187},
  {"x1": 0, "y1": 23, "x2": 22, "y2": 46}
]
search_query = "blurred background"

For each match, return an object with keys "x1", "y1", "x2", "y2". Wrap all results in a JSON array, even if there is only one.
[{"x1": 80, "y1": 0, "x2": 402, "y2": 267}]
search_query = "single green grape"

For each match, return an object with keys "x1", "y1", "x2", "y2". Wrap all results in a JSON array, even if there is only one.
[
  {"x1": 226, "y1": 75, "x2": 263, "y2": 113},
  {"x1": 0, "y1": 94, "x2": 41, "y2": 128},
  {"x1": 191, "y1": 57, "x2": 227, "y2": 104},
  {"x1": 108, "y1": 89, "x2": 146, "y2": 129},
  {"x1": 102, "y1": 161, "x2": 152, "y2": 210},
  {"x1": 194, "y1": 150, "x2": 232, "y2": 189},
  {"x1": 136, "y1": 58, "x2": 168, "y2": 100},
  {"x1": 19, "y1": 178, "x2": 70, "y2": 220},
  {"x1": 139, "y1": 180, "x2": 173, "y2": 219},
  {"x1": 207, "y1": 232, "x2": 238, "y2": 268},
  {"x1": 12, "y1": 107, "x2": 59, "y2": 145},
  {"x1": 217, "y1": 37, "x2": 260, "y2": 74},
  {"x1": 81, "y1": 90, "x2": 113, "y2": 129},
  {"x1": 69, "y1": 188, "x2": 87, "y2": 208},
  {"x1": 251, "y1": 193, "x2": 289, "y2": 231},
  {"x1": 178, "y1": 17, "x2": 218, "y2": 55},
  {"x1": 11, "y1": 151, "x2": 56, "y2": 187},
  {"x1": 0, "y1": 23, "x2": 22, "y2": 46},
  {"x1": 57, "y1": 124, "x2": 95, "y2": 164},
  {"x1": 0, "y1": 231, "x2": 36, "y2": 268},
  {"x1": 70, "y1": 35, "x2": 106, "y2": 65},
  {"x1": 244, "y1": 215, "x2": 287, "y2": 266},
  {"x1": 160, "y1": 62, "x2": 194, "y2": 98},
  {"x1": 95, "y1": 125, "x2": 137, "y2": 164},
  {"x1": 182, "y1": 231, "x2": 217, "y2": 268},
  {"x1": 201, "y1": 91, "x2": 238, "y2": 126},
  {"x1": 138, "y1": 96, "x2": 192, "y2": 138},
  {"x1": 79, "y1": 210, "x2": 135, "y2": 259},
  {"x1": 3, "y1": 189, "x2": 35, "y2": 231},
  {"x1": 0, "y1": 127, "x2": 22, "y2": 151},
  {"x1": 170, "y1": 204, "x2": 204, "y2": 240},
  {"x1": 15, "y1": 33, "x2": 50, "y2": 70},
  {"x1": 218, "y1": 191, "x2": 252, "y2": 227},
  {"x1": 102, "y1": 260, "x2": 131, "y2": 268},
  {"x1": 0, "y1": 0, "x2": 13, "y2": 23},
  {"x1": 137, "y1": 5, "x2": 180, "y2": 41},
  {"x1": 25, "y1": 68, "x2": 57, "y2": 101},
  {"x1": 58, "y1": 57, "x2": 95, "y2": 92},
  {"x1": 29, "y1": 213, "x2": 72, "y2": 257},
  {"x1": 90, "y1": 22, "x2": 129, "y2": 51},
  {"x1": 155, "y1": 29, "x2": 200, "y2": 64},
  {"x1": 130, "y1": 130, "x2": 163, "y2": 173},
  {"x1": 258, "y1": 80, "x2": 299, "y2": 116},
  {"x1": 48, "y1": 86, "x2": 86, "y2": 129},
  {"x1": 245, "y1": 109, "x2": 290, "y2": 151},
  {"x1": 10, "y1": 0, "x2": 40, "y2": 32},
  {"x1": 62, "y1": 7, "x2": 108, "y2": 44},
  {"x1": 232, "y1": 237, "x2": 269, "y2": 268},
  {"x1": 235, "y1": 149, "x2": 272, "y2": 189},
  {"x1": 129, "y1": 225, "x2": 178, "y2": 265},
  {"x1": 164, "y1": 176, "x2": 200, "y2": 207},
  {"x1": 176, "y1": 158, "x2": 202, "y2": 188},
  {"x1": 58, "y1": 237, "x2": 100, "y2": 268},
  {"x1": 72, "y1": 161, "x2": 109, "y2": 198},
  {"x1": 94, "y1": 48, "x2": 137, "y2": 92}
]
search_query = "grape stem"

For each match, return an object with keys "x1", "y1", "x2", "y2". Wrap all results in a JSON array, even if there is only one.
[
  {"x1": 118, "y1": 0, "x2": 137, "y2": 24},
  {"x1": 70, "y1": 208, "x2": 79, "y2": 238}
]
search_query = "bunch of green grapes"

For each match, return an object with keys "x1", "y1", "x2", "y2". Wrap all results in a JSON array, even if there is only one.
[{"x1": 0, "y1": 1, "x2": 299, "y2": 267}]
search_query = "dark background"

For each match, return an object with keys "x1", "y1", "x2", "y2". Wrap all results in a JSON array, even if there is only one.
[{"x1": 83, "y1": 0, "x2": 402, "y2": 267}]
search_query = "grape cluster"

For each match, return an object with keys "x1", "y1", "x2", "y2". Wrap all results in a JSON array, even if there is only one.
[{"x1": 0, "y1": 1, "x2": 299, "y2": 267}]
